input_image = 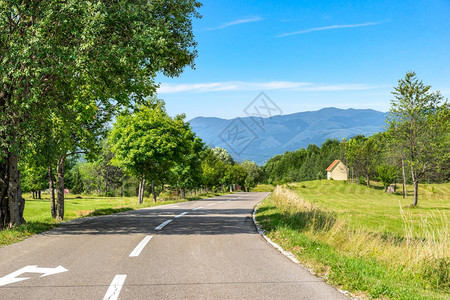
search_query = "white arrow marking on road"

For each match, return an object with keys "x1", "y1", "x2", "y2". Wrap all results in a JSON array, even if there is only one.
[{"x1": 0, "y1": 265, "x2": 68, "y2": 287}]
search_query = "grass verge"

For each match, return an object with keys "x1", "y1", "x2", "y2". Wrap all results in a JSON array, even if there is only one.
[{"x1": 255, "y1": 182, "x2": 449, "y2": 299}]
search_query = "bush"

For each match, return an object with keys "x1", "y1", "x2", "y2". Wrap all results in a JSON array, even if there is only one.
[
  {"x1": 377, "y1": 165, "x2": 398, "y2": 191},
  {"x1": 358, "y1": 176, "x2": 366, "y2": 185}
]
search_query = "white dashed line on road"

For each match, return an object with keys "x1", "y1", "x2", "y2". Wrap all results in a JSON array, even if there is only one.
[
  {"x1": 207, "y1": 203, "x2": 216, "y2": 206},
  {"x1": 103, "y1": 274, "x2": 126, "y2": 300},
  {"x1": 192, "y1": 207, "x2": 203, "y2": 210},
  {"x1": 155, "y1": 219, "x2": 173, "y2": 231},
  {"x1": 129, "y1": 235, "x2": 153, "y2": 257},
  {"x1": 175, "y1": 212, "x2": 188, "y2": 218}
]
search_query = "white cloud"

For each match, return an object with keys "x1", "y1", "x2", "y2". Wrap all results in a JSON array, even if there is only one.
[
  {"x1": 206, "y1": 17, "x2": 263, "y2": 30},
  {"x1": 276, "y1": 22, "x2": 379, "y2": 38},
  {"x1": 158, "y1": 81, "x2": 376, "y2": 93}
]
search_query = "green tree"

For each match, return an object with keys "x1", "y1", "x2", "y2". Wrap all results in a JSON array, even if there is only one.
[
  {"x1": 69, "y1": 167, "x2": 84, "y2": 195},
  {"x1": 345, "y1": 136, "x2": 378, "y2": 186},
  {"x1": 201, "y1": 148, "x2": 227, "y2": 191},
  {"x1": 170, "y1": 137, "x2": 205, "y2": 198},
  {"x1": 387, "y1": 72, "x2": 449, "y2": 206},
  {"x1": 110, "y1": 102, "x2": 195, "y2": 203},
  {"x1": 212, "y1": 147, "x2": 235, "y2": 165},
  {"x1": 241, "y1": 161, "x2": 261, "y2": 191},
  {"x1": 0, "y1": 0, "x2": 201, "y2": 228},
  {"x1": 377, "y1": 165, "x2": 398, "y2": 191}
]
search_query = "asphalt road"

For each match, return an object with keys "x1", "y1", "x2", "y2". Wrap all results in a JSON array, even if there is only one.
[{"x1": 0, "y1": 193, "x2": 347, "y2": 299}]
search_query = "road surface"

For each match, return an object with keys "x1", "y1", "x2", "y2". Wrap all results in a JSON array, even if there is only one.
[{"x1": 0, "y1": 192, "x2": 347, "y2": 299}]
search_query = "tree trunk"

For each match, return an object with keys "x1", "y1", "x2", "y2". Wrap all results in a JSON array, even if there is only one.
[
  {"x1": 366, "y1": 174, "x2": 370, "y2": 187},
  {"x1": 0, "y1": 159, "x2": 10, "y2": 229},
  {"x1": 411, "y1": 169, "x2": 419, "y2": 206},
  {"x1": 401, "y1": 158, "x2": 407, "y2": 199},
  {"x1": 181, "y1": 188, "x2": 186, "y2": 199},
  {"x1": 138, "y1": 175, "x2": 145, "y2": 204},
  {"x1": 38, "y1": 190, "x2": 41, "y2": 199},
  {"x1": 48, "y1": 166, "x2": 56, "y2": 218},
  {"x1": 412, "y1": 179, "x2": 419, "y2": 206},
  {"x1": 56, "y1": 156, "x2": 66, "y2": 221},
  {"x1": 152, "y1": 180, "x2": 156, "y2": 202},
  {"x1": 6, "y1": 151, "x2": 26, "y2": 227}
]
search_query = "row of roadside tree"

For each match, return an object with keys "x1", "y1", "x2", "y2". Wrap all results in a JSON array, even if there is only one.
[
  {"x1": 0, "y1": 1, "x2": 203, "y2": 228},
  {"x1": 21, "y1": 100, "x2": 262, "y2": 205}
]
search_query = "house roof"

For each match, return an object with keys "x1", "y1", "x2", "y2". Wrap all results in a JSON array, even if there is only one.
[{"x1": 326, "y1": 159, "x2": 341, "y2": 172}]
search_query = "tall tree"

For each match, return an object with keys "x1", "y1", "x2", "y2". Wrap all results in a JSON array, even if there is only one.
[
  {"x1": 170, "y1": 137, "x2": 205, "y2": 198},
  {"x1": 110, "y1": 102, "x2": 196, "y2": 203},
  {"x1": 387, "y1": 71, "x2": 449, "y2": 206},
  {"x1": 345, "y1": 135, "x2": 378, "y2": 186},
  {"x1": 241, "y1": 161, "x2": 261, "y2": 191},
  {"x1": 0, "y1": 0, "x2": 201, "y2": 228}
]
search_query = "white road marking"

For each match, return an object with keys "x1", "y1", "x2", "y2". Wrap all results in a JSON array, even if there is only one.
[
  {"x1": 175, "y1": 212, "x2": 188, "y2": 218},
  {"x1": 0, "y1": 265, "x2": 68, "y2": 287},
  {"x1": 155, "y1": 219, "x2": 173, "y2": 230},
  {"x1": 207, "y1": 203, "x2": 216, "y2": 206},
  {"x1": 129, "y1": 235, "x2": 153, "y2": 257},
  {"x1": 192, "y1": 207, "x2": 203, "y2": 210},
  {"x1": 103, "y1": 274, "x2": 126, "y2": 300}
]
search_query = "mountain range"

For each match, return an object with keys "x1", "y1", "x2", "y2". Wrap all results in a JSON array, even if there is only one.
[{"x1": 189, "y1": 107, "x2": 387, "y2": 165}]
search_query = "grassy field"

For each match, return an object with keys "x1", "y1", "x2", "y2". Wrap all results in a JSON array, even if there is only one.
[
  {"x1": 255, "y1": 180, "x2": 449, "y2": 299},
  {"x1": 0, "y1": 191, "x2": 225, "y2": 247},
  {"x1": 251, "y1": 184, "x2": 276, "y2": 192}
]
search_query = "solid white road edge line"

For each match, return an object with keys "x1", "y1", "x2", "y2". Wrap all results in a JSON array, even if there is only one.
[
  {"x1": 252, "y1": 203, "x2": 299, "y2": 264},
  {"x1": 192, "y1": 207, "x2": 203, "y2": 210},
  {"x1": 129, "y1": 235, "x2": 153, "y2": 257},
  {"x1": 155, "y1": 219, "x2": 173, "y2": 231},
  {"x1": 175, "y1": 212, "x2": 188, "y2": 218},
  {"x1": 103, "y1": 274, "x2": 126, "y2": 300}
]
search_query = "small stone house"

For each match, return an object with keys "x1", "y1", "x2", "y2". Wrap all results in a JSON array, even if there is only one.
[{"x1": 326, "y1": 160, "x2": 349, "y2": 180}]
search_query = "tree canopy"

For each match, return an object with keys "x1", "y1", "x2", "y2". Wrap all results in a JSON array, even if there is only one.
[
  {"x1": 387, "y1": 71, "x2": 449, "y2": 205},
  {"x1": 0, "y1": 0, "x2": 201, "y2": 227},
  {"x1": 110, "y1": 102, "x2": 196, "y2": 203}
]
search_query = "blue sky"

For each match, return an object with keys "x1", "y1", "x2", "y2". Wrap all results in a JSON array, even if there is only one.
[{"x1": 156, "y1": 0, "x2": 450, "y2": 120}]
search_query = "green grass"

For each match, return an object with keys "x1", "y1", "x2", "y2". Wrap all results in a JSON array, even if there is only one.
[
  {"x1": 0, "y1": 191, "x2": 224, "y2": 247},
  {"x1": 291, "y1": 180, "x2": 450, "y2": 237},
  {"x1": 251, "y1": 184, "x2": 276, "y2": 192},
  {"x1": 255, "y1": 181, "x2": 450, "y2": 299}
]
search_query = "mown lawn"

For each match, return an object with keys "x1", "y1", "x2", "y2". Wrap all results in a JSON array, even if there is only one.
[
  {"x1": 292, "y1": 180, "x2": 450, "y2": 237},
  {"x1": 255, "y1": 181, "x2": 449, "y2": 299}
]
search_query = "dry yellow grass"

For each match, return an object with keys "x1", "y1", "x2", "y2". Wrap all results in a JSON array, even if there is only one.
[{"x1": 271, "y1": 185, "x2": 449, "y2": 290}]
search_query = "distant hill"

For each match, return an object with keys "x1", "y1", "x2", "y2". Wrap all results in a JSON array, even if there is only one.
[{"x1": 189, "y1": 107, "x2": 387, "y2": 165}]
